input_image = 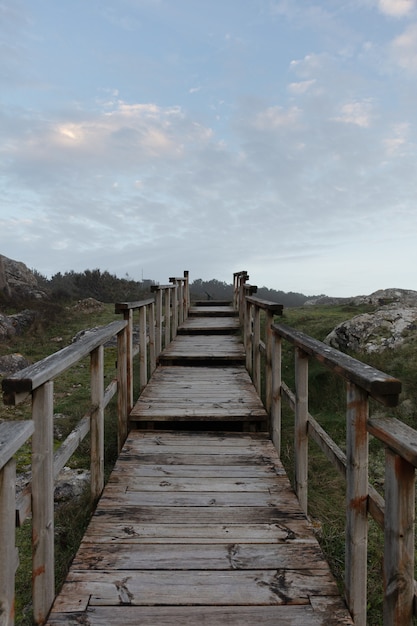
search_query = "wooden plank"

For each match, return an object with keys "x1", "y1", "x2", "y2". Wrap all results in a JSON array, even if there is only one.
[
  {"x1": 72, "y1": 542, "x2": 329, "y2": 571},
  {"x1": 81, "y1": 522, "x2": 318, "y2": 544},
  {"x1": 52, "y1": 569, "x2": 340, "y2": 607},
  {"x1": 108, "y1": 463, "x2": 286, "y2": 478},
  {"x1": 0, "y1": 420, "x2": 34, "y2": 471},
  {"x1": 46, "y1": 604, "x2": 334, "y2": 626}
]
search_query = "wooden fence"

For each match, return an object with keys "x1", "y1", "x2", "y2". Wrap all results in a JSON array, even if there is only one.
[
  {"x1": 0, "y1": 271, "x2": 189, "y2": 626},
  {"x1": 234, "y1": 271, "x2": 417, "y2": 626}
]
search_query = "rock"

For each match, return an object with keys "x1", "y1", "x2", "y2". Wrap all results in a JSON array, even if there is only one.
[
  {"x1": 54, "y1": 467, "x2": 90, "y2": 503},
  {"x1": 305, "y1": 287, "x2": 417, "y2": 308},
  {"x1": 0, "y1": 353, "x2": 31, "y2": 375},
  {"x1": 71, "y1": 297, "x2": 105, "y2": 313},
  {"x1": 0, "y1": 309, "x2": 38, "y2": 341},
  {"x1": 325, "y1": 304, "x2": 417, "y2": 353},
  {"x1": 0, "y1": 254, "x2": 47, "y2": 301}
]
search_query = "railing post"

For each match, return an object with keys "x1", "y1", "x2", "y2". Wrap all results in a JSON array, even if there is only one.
[
  {"x1": 164, "y1": 287, "x2": 171, "y2": 347},
  {"x1": 149, "y1": 301, "x2": 156, "y2": 374},
  {"x1": 139, "y1": 305, "x2": 148, "y2": 391},
  {"x1": 121, "y1": 308, "x2": 133, "y2": 414},
  {"x1": 153, "y1": 287, "x2": 163, "y2": 356},
  {"x1": 265, "y1": 309, "x2": 274, "y2": 415},
  {"x1": 91, "y1": 345, "x2": 104, "y2": 500},
  {"x1": 253, "y1": 305, "x2": 261, "y2": 395},
  {"x1": 183, "y1": 270, "x2": 190, "y2": 316},
  {"x1": 383, "y1": 448, "x2": 415, "y2": 626},
  {"x1": 295, "y1": 348, "x2": 308, "y2": 515},
  {"x1": 117, "y1": 326, "x2": 128, "y2": 453},
  {"x1": 271, "y1": 333, "x2": 282, "y2": 455},
  {"x1": 345, "y1": 382, "x2": 368, "y2": 626},
  {"x1": 0, "y1": 458, "x2": 17, "y2": 626},
  {"x1": 171, "y1": 283, "x2": 178, "y2": 338},
  {"x1": 245, "y1": 300, "x2": 253, "y2": 375},
  {"x1": 32, "y1": 381, "x2": 55, "y2": 625}
]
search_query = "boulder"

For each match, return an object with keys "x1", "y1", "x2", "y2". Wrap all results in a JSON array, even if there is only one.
[
  {"x1": 0, "y1": 353, "x2": 31, "y2": 376},
  {"x1": 0, "y1": 309, "x2": 38, "y2": 341},
  {"x1": 0, "y1": 253, "x2": 47, "y2": 301},
  {"x1": 325, "y1": 303, "x2": 417, "y2": 353}
]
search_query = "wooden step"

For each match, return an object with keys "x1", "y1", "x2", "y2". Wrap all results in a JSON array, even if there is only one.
[
  {"x1": 188, "y1": 306, "x2": 237, "y2": 317},
  {"x1": 130, "y1": 366, "x2": 266, "y2": 426},
  {"x1": 158, "y1": 335, "x2": 245, "y2": 366},
  {"x1": 177, "y1": 316, "x2": 240, "y2": 335}
]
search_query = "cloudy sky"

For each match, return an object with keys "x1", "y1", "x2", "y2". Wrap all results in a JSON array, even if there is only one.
[{"x1": 1, "y1": 0, "x2": 417, "y2": 296}]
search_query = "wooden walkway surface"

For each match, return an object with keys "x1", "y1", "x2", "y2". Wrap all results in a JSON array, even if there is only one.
[{"x1": 46, "y1": 302, "x2": 354, "y2": 625}]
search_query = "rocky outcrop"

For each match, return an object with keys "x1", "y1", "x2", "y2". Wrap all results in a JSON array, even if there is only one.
[
  {"x1": 0, "y1": 254, "x2": 47, "y2": 301},
  {"x1": 0, "y1": 309, "x2": 39, "y2": 341},
  {"x1": 325, "y1": 303, "x2": 417, "y2": 353},
  {"x1": 0, "y1": 353, "x2": 31, "y2": 376}
]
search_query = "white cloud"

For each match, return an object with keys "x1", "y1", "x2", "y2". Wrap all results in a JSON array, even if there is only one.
[
  {"x1": 377, "y1": 0, "x2": 416, "y2": 17},
  {"x1": 252, "y1": 105, "x2": 302, "y2": 131},
  {"x1": 287, "y1": 79, "x2": 316, "y2": 95},
  {"x1": 383, "y1": 122, "x2": 410, "y2": 156},
  {"x1": 390, "y1": 22, "x2": 417, "y2": 71},
  {"x1": 333, "y1": 100, "x2": 374, "y2": 127}
]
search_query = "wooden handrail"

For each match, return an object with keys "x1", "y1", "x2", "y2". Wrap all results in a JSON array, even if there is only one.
[
  {"x1": 0, "y1": 270, "x2": 189, "y2": 625},
  {"x1": 236, "y1": 278, "x2": 414, "y2": 626}
]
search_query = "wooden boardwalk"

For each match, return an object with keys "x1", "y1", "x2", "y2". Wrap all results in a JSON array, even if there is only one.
[{"x1": 46, "y1": 302, "x2": 354, "y2": 625}]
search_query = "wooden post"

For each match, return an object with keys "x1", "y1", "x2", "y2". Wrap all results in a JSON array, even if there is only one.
[
  {"x1": 345, "y1": 382, "x2": 368, "y2": 626},
  {"x1": 117, "y1": 326, "x2": 128, "y2": 453},
  {"x1": 0, "y1": 459, "x2": 17, "y2": 626},
  {"x1": 383, "y1": 448, "x2": 415, "y2": 626},
  {"x1": 245, "y1": 301, "x2": 253, "y2": 375},
  {"x1": 265, "y1": 309, "x2": 274, "y2": 415},
  {"x1": 154, "y1": 289, "x2": 163, "y2": 356},
  {"x1": 271, "y1": 333, "x2": 282, "y2": 455},
  {"x1": 122, "y1": 309, "x2": 133, "y2": 414},
  {"x1": 183, "y1": 271, "x2": 190, "y2": 317},
  {"x1": 178, "y1": 280, "x2": 184, "y2": 325},
  {"x1": 253, "y1": 305, "x2": 261, "y2": 395},
  {"x1": 295, "y1": 348, "x2": 308, "y2": 515},
  {"x1": 172, "y1": 284, "x2": 178, "y2": 338},
  {"x1": 32, "y1": 382, "x2": 55, "y2": 625},
  {"x1": 139, "y1": 305, "x2": 148, "y2": 391},
  {"x1": 149, "y1": 302, "x2": 156, "y2": 375},
  {"x1": 91, "y1": 346, "x2": 104, "y2": 501},
  {"x1": 164, "y1": 287, "x2": 171, "y2": 347}
]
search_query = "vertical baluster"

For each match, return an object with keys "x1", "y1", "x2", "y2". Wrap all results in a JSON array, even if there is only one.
[
  {"x1": 253, "y1": 305, "x2": 261, "y2": 395},
  {"x1": 271, "y1": 333, "x2": 282, "y2": 455},
  {"x1": 139, "y1": 305, "x2": 148, "y2": 391},
  {"x1": 345, "y1": 382, "x2": 368, "y2": 626},
  {"x1": 91, "y1": 345, "x2": 104, "y2": 501},
  {"x1": 0, "y1": 458, "x2": 18, "y2": 626},
  {"x1": 32, "y1": 382, "x2": 55, "y2": 624},
  {"x1": 117, "y1": 326, "x2": 128, "y2": 452},
  {"x1": 149, "y1": 302, "x2": 156, "y2": 375},
  {"x1": 164, "y1": 287, "x2": 171, "y2": 347},
  {"x1": 383, "y1": 448, "x2": 414, "y2": 626},
  {"x1": 295, "y1": 348, "x2": 308, "y2": 515}
]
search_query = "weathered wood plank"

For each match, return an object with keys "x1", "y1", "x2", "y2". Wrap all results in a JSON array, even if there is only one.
[
  {"x1": 71, "y1": 542, "x2": 329, "y2": 571},
  {"x1": 81, "y1": 522, "x2": 317, "y2": 544},
  {"x1": 47, "y1": 604, "x2": 335, "y2": 626},
  {"x1": 52, "y1": 569, "x2": 341, "y2": 608}
]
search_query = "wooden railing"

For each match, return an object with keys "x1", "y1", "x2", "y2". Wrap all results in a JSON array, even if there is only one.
[
  {"x1": 235, "y1": 271, "x2": 416, "y2": 626},
  {"x1": 0, "y1": 271, "x2": 189, "y2": 625}
]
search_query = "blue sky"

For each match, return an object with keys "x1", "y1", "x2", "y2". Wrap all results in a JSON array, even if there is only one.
[{"x1": 1, "y1": 0, "x2": 417, "y2": 296}]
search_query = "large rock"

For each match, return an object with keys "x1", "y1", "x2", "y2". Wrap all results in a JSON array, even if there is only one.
[
  {"x1": 306, "y1": 287, "x2": 417, "y2": 308},
  {"x1": 0, "y1": 309, "x2": 38, "y2": 341},
  {"x1": 0, "y1": 254, "x2": 47, "y2": 301},
  {"x1": 325, "y1": 303, "x2": 417, "y2": 353}
]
